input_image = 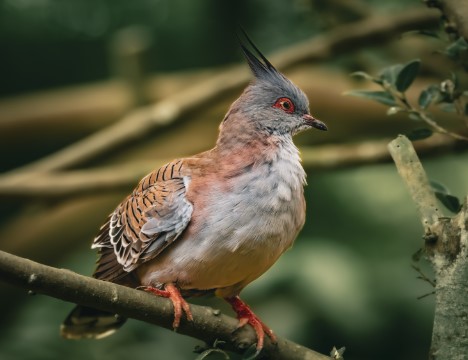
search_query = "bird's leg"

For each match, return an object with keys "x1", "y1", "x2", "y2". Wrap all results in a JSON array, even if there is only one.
[
  {"x1": 139, "y1": 283, "x2": 193, "y2": 329},
  {"x1": 224, "y1": 295, "x2": 277, "y2": 352}
]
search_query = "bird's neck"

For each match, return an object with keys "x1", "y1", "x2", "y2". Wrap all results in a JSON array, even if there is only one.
[
  {"x1": 216, "y1": 119, "x2": 280, "y2": 162},
  {"x1": 214, "y1": 120, "x2": 305, "y2": 185}
]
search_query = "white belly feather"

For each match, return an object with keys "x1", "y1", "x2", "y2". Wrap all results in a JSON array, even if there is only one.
[{"x1": 143, "y1": 138, "x2": 307, "y2": 296}]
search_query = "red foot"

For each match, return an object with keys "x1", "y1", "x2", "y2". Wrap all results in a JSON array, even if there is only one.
[
  {"x1": 139, "y1": 283, "x2": 193, "y2": 329},
  {"x1": 225, "y1": 296, "x2": 277, "y2": 352}
]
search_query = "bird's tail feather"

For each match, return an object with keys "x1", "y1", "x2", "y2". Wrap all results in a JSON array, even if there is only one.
[{"x1": 60, "y1": 305, "x2": 126, "y2": 339}]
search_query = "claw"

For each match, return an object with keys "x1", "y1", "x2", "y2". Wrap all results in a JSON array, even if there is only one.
[
  {"x1": 225, "y1": 296, "x2": 277, "y2": 353},
  {"x1": 140, "y1": 283, "x2": 193, "y2": 329},
  {"x1": 237, "y1": 317, "x2": 249, "y2": 328}
]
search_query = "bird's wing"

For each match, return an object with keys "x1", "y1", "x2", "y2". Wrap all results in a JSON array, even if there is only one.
[{"x1": 92, "y1": 159, "x2": 193, "y2": 281}]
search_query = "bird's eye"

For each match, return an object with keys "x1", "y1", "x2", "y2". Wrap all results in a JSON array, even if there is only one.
[{"x1": 273, "y1": 97, "x2": 295, "y2": 114}]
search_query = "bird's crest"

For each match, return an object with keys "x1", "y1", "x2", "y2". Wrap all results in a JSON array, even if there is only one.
[{"x1": 238, "y1": 29, "x2": 282, "y2": 83}]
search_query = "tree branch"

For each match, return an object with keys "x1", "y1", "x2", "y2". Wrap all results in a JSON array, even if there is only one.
[
  {"x1": 5, "y1": 8, "x2": 438, "y2": 178},
  {"x1": 427, "y1": 196, "x2": 468, "y2": 359},
  {"x1": 0, "y1": 250, "x2": 332, "y2": 360},
  {"x1": 387, "y1": 135, "x2": 468, "y2": 359},
  {"x1": 1, "y1": 134, "x2": 462, "y2": 201},
  {"x1": 387, "y1": 135, "x2": 443, "y2": 230}
]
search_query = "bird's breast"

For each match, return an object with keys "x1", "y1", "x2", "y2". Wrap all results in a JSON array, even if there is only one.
[
  {"x1": 192, "y1": 142, "x2": 305, "y2": 280},
  {"x1": 139, "y1": 140, "x2": 307, "y2": 295}
]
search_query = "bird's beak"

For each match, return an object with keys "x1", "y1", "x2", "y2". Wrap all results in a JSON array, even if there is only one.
[{"x1": 303, "y1": 114, "x2": 328, "y2": 131}]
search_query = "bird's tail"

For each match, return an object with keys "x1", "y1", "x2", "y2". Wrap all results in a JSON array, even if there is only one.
[{"x1": 60, "y1": 305, "x2": 127, "y2": 339}]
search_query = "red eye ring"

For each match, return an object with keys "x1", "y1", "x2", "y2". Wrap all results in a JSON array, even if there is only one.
[{"x1": 273, "y1": 97, "x2": 295, "y2": 114}]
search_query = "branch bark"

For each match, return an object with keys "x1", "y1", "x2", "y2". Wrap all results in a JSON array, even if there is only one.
[
  {"x1": 387, "y1": 135, "x2": 443, "y2": 230},
  {"x1": 428, "y1": 198, "x2": 468, "y2": 359},
  {"x1": 388, "y1": 135, "x2": 468, "y2": 360},
  {"x1": 0, "y1": 250, "x2": 332, "y2": 360}
]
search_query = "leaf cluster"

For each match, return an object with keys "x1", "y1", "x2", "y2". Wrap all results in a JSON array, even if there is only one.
[
  {"x1": 347, "y1": 59, "x2": 421, "y2": 106},
  {"x1": 345, "y1": 35, "x2": 468, "y2": 143},
  {"x1": 346, "y1": 33, "x2": 468, "y2": 213}
]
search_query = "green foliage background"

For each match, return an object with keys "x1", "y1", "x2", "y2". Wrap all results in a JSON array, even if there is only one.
[{"x1": 0, "y1": 1, "x2": 467, "y2": 359}]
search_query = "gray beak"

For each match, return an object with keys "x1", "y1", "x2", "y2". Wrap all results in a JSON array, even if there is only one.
[{"x1": 303, "y1": 114, "x2": 328, "y2": 131}]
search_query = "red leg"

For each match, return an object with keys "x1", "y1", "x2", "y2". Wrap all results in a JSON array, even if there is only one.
[
  {"x1": 139, "y1": 283, "x2": 193, "y2": 329},
  {"x1": 225, "y1": 296, "x2": 277, "y2": 352}
]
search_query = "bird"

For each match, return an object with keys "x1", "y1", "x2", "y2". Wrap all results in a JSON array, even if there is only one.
[{"x1": 61, "y1": 32, "x2": 327, "y2": 354}]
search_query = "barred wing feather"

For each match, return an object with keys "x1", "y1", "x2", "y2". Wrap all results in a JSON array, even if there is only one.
[{"x1": 92, "y1": 164, "x2": 192, "y2": 281}]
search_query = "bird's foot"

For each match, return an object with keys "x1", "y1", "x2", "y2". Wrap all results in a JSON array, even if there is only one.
[
  {"x1": 225, "y1": 296, "x2": 277, "y2": 353},
  {"x1": 139, "y1": 283, "x2": 193, "y2": 329}
]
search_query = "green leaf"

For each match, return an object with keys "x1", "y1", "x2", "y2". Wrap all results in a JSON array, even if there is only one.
[
  {"x1": 430, "y1": 180, "x2": 450, "y2": 194},
  {"x1": 418, "y1": 89, "x2": 433, "y2": 109},
  {"x1": 407, "y1": 128, "x2": 432, "y2": 140},
  {"x1": 379, "y1": 64, "x2": 403, "y2": 87},
  {"x1": 406, "y1": 128, "x2": 433, "y2": 141},
  {"x1": 344, "y1": 90, "x2": 397, "y2": 106},
  {"x1": 396, "y1": 59, "x2": 420, "y2": 92},
  {"x1": 444, "y1": 37, "x2": 468, "y2": 59},
  {"x1": 350, "y1": 71, "x2": 372, "y2": 80},
  {"x1": 434, "y1": 192, "x2": 462, "y2": 213},
  {"x1": 430, "y1": 180, "x2": 462, "y2": 213},
  {"x1": 419, "y1": 84, "x2": 442, "y2": 109},
  {"x1": 350, "y1": 71, "x2": 383, "y2": 85}
]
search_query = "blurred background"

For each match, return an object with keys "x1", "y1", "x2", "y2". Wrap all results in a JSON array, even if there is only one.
[{"x1": 1, "y1": 0, "x2": 467, "y2": 359}]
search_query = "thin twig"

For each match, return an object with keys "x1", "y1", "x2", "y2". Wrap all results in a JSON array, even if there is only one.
[
  {"x1": 384, "y1": 83, "x2": 468, "y2": 141},
  {"x1": 417, "y1": 291, "x2": 436, "y2": 300},
  {"x1": 411, "y1": 264, "x2": 436, "y2": 287},
  {"x1": 418, "y1": 111, "x2": 468, "y2": 141}
]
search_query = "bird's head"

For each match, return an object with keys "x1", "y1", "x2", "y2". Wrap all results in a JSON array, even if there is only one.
[{"x1": 227, "y1": 32, "x2": 327, "y2": 136}]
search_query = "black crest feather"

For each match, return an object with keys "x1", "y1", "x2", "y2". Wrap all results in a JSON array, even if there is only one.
[
  {"x1": 237, "y1": 29, "x2": 280, "y2": 81},
  {"x1": 236, "y1": 29, "x2": 307, "y2": 112}
]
